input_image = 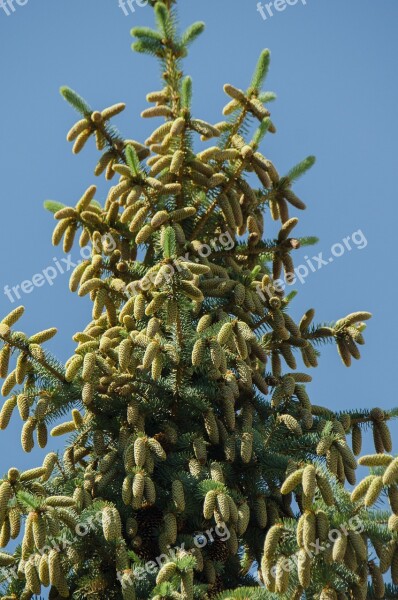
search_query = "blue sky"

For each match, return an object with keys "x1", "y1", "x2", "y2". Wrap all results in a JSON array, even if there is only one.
[{"x1": 0, "y1": 0, "x2": 397, "y2": 504}]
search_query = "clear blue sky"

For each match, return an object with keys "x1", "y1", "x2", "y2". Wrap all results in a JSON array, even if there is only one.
[{"x1": 0, "y1": 0, "x2": 397, "y2": 495}]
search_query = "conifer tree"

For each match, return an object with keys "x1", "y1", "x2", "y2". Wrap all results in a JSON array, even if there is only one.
[{"x1": 0, "y1": 1, "x2": 397, "y2": 598}]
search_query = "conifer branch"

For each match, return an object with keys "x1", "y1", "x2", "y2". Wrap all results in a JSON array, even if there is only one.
[{"x1": 0, "y1": 331, "x2": 67, "y2": 384}]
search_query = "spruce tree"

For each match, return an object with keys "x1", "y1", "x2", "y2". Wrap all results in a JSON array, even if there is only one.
[{"x1": 0, "y1": 2, "x2": 397, "y2": 599}]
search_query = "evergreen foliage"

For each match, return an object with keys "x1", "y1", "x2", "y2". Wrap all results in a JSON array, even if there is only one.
[{"x1": 0, "y1": 1, "x2": 396, "y2": 598}]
